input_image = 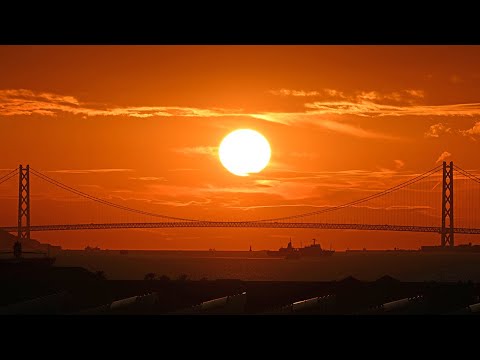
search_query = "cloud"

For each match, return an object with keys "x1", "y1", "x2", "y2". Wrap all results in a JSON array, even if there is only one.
[
  {"x1": 318, "y1": 119, "x2": 394, "y2": 139},
  {"x1": 254, "y1": 180, "x2": 277, "y2": 188},
  {"x1": 172, "y1": 146, "x2": 218, "y2": 156},
  {"x1": 254, "y1": 113, "x2": 396, "y2": 139},
  {"x1": 129, "y1": 177, "x2": 166, "y2": 181},
  {"x1": 0, "y1": 89, "x2": 79, "y2": 106},
  {"x1": 323, "y1": 89, "x2": 345, "y2": 98},
  {"x1": 394, "y1": 160, "x2": 405, "y2": 169},
  {"x1": 304, "y1": 101, "x2": 480, "y2": 117},
  {"x1": 0, "y1": 89, "x2": 245, "y2": 118},
  {"x1": 425, "y1": 121, "x2": 480, "y2": 139},
  {"x1": 167, "y1": 168, "x2": 199, "y2": 172},
  {"x1": 46, "y1": 169, "x2": 134, "y2": 174},
  {"x1": 4, "y1": 87, "x2": 480, "y2": 142},
  {"x1": 266, "y1": 88, "x2": 480, "y2": 120},
  {"x1": 355, "y1": 90, "x2": 424, "y2": 103},
  {"x1": 268, "y1": 89, "x2": 321, "y2": 97},
  {"x1": 267, "y1": 168, "x2": 423, "y2": 180},
  {"x1": 149, "y1": 198, "x2": 213, "y2": 207},
  {"x1": 436, "y1": 151, "x2": 452, "y2": 163},
  {"x1": 405, "y1": 90, "x2": 425, "y2": 98},
  {"x1": 462, "y1": 121, "x2": 480, "y2": 136},
  {"x1": 425, "y1": 123, "x2": 452, "y2": 138},
  {"x1": 2, "y1": 88, "x2": 479, "y2": 122},
  {"x1": 269, "y1": 88, "x2": 424, "y2": 103}
]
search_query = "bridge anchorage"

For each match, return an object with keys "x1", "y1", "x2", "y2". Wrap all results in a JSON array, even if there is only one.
[{"x1": 1, "y1": 160, "x2": 480, "y2": 250}]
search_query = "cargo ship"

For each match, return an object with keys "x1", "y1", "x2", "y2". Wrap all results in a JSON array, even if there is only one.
[
  {"x1": 299, "y1": 239, "x2": 335, "y2": 257},
  {"x1": 266, "y1": 239, "x2": 299, "y2": 258},
  {"x1": 267, "y1": 238, "x2": 334, "y2": 258}
]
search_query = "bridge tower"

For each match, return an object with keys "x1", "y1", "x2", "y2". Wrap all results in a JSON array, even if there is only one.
[
  {"x1": 441, "y1": 161, "x2": 454, "y2": 247},
  {"x1": 16, "y1": 165, "x2": 30, "y2": 256}
]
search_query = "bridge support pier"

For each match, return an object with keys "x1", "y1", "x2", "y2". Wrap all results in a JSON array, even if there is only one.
[
  {"x1": 441, "y1": 161, "x2": 454, "y2": 247},
  {"x1": 17, "y1": 165, "x2": 30, "y2": 256}
]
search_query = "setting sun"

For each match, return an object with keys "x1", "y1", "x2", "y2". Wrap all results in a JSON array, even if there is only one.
[{"x1": 219, "y1": 129, "x2": 271, "y2": 176}]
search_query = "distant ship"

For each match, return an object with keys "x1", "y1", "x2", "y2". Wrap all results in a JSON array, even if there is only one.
[
  {"x1": 267, "y1": 238, "x2": 334, "y2": 259},
  {"x1": 85, "y1": 246, "x2": 101, "y2": 252},
  {"x1": 266, "y1": 239, "x2": 300, "y2": 259},
  {"x1": 298, "y1": 239, "x2": 334, "y2": 257}
]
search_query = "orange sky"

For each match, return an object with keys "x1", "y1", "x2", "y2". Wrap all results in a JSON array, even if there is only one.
[{"x1": 1, "y1": 45, "x2": 480, "y2": 250}]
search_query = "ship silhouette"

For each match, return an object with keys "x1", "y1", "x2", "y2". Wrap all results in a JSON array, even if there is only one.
[
  {"x1": 266, "y1": 238, "x2": 334, "y2": 259},
  {"x1": 299, "y1": 239, "x2": 335, "y2": 257}
]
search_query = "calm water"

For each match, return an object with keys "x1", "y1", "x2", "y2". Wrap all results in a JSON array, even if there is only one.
[{"x1": 54, "y1": 250, "x2": 480, "y2": 282}]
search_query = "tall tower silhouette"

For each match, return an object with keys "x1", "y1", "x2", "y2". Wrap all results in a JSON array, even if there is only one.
[
  {"x1": 17, "y1": 165, "x2": 31, "y2": 256},
  {"x1": 441, "y1": 161, "x2": 454, "y2": 247}
]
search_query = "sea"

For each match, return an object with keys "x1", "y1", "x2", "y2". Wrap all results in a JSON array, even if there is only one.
[{"x1": 53, "y1": 250, "x2": 480, "y2": 282}]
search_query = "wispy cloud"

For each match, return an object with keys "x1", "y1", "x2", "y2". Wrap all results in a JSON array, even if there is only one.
[
  {"x1": 267, "y1": 168, "x2": 422, "y2": 179},
  {"x1": 318, "y1": 118, "x2": 394, "y2": 139},
  {"x1": 394, "y1": 160, "x2": 405, "y2": 169},
  {"x1": 425, "y1": 123, "x2": 452, "y2": 138},
  {"x1": 0, "y1": 89, "x2": 245, "y2": 118},
  {"x1": 172, "y1": 146, "x2": 218, "y2": 156},
  {"x1": 462, "y1": 121, "x2": 480, "y2": 136},
  {"x1": 129, "y1": 177, "x2": 166, "y2": 181},
  {"x1": 150, "y1": 198, "x2": 213, "y2": 207},
  {"x1": 268, "y1": 88, "x2": 478, "y2": 119},
  {"x1": 5, "y1": 88, "x2": 480, "y2": 142},
  {"x1": 304, "y1": 101, "x2": 480, "y2": 117},
  {"x1": 253, "y1": 113, "x2": 396, "y2": 139},
  {"x1": 46, "y1": 169, "x2": 134, "y2": 174},
  {"x1": 269, "y1": 88, "x2": 424, "y2": 103},
  {"x1": 425, "y1": 121, "x2": 480, "y2": 139},
  {"x1": 2, "y1": 88, "x2": 479, "y2": 121},
  {"x1": 229, "y1": 203, "x2": 335, "y2": 210},
  {"x1": 167, "y1": 168, "x2": 200, "y2": 172},
  {"x1": 355, "y1": 90, "x2": 424, "y2": 103},
  {"x1": 436, "y1": 151, "x2": 452, "y2": 163},
  {"x1": 268, "y1": 89, "x2": 322, "y2": 97}
]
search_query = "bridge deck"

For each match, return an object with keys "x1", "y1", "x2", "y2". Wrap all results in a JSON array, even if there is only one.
[{"x1": 1, "y1": 222, "x2": 480, "y2": 234}]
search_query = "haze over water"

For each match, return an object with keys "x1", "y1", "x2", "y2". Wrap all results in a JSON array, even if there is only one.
[{"x1": 54, "y1": 250, "x2": 480, "y2": 282}]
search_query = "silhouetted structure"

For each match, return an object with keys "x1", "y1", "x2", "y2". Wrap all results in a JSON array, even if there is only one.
[
  {"x1": 13, "y1": 241, "x2": 22, "y2": 258},
  {"x1": 1, "y1": 161, "x2": 480, "y2": 251},
  {"x1": 0, "y1": 291, "x2": 71, "y2": 314},
  {"x1": 271, "y1": 294, "x2": 336, "y2": 314},
  {"x1": 144, "y1": 272, "x2": 156, "y2": 281},
  {"x1": 363, "y1": 295, "x2": 425, "y2": 314},
  {"x1": 78, "y1": 293, "x2": 159, "y2": 314},
  {"x1": 441, "y1": 161, "x2": 454, "y2": 247},
  {"x1": 17, "y1": 165, "x2": 30, "y2": 248},
  {"x1": 298, "y1": 238, "x2": 335, "y2": 257},
  {"x1": 171, "y1": 292, "x2": 247, "y2": 314}
]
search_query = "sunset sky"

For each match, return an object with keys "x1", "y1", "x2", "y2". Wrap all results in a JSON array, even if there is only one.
[{"x1": 1, "y1": 45, "x2": 480, "y2": 250}]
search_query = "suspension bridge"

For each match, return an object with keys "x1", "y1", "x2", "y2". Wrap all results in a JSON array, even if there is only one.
[{"x1": 1, "y1": 161, "x2": 480, "y2": 247}]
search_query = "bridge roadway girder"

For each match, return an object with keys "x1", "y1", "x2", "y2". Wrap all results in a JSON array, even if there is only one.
[{"x1": 0, "y1": 222, "x2": 479, "y2": 234}]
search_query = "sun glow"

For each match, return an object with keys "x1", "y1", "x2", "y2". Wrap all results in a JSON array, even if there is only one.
[{"x1": 219, "y1": 129, "x2": 271, "y2": 176}]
